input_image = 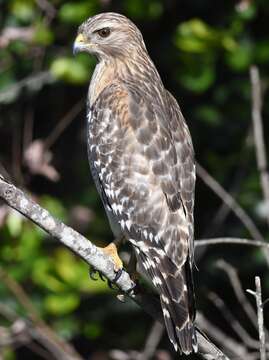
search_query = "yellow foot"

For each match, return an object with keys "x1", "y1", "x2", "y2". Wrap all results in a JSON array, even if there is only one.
[
  {"x1": 100, "y1": 242, "x2": 123, "y2": 272},
  {"x1": 90, "y1": 243, "x2": 123, "y2": 285}
]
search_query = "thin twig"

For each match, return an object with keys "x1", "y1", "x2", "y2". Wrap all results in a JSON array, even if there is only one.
[
  {"x1": 208, "y1": 292, "x2": 261, "y2": 350},
  {"x1": 0, "y1": 268, "x2": 83, "y2": 360},
  {"x1": 196, "y1": 164, "x2": 269, "y2": 266},
  {"x1": 44, "y1": 99, "x2": 84, "y2": 150},
  {"x1": 216, "y1": 260, "x2": 264, "y2": 336},
  {"x1": 0, "y1": 268, "x2": 41, "y2": 324},
  {"x1": 202, "y1": 126, "x2": 252, "y2": 240},
  {"x1": 250, "y1": 65, "x2": 269, "y2": 227},
  {"x1": 196, "y1": 313, "x2": 253, "y2": 360},
  {"x1": 247, "y1": 277, "x2": 266, "y2": 360},
  {"x1": 35, "y1": 0, "x2": 56, "y2": 21},
  {"x1": 0, "y1": 71, "x2": 54, "y2": 104},
  {"x1": 196, "y1": 163, "x2": 264, "y2": 243},
  {"x1": 138, "y1": 321, "x2": 164, "y2": 360},
  {"x1": 0, "y1": 175, "x2": 229, "y2": 360},
  {"x1": 0, "y1": 27, "x2": 34, "y2": 48},
  {"x1": 196, "y1": 237, "x2": 269, "y2": 249}
]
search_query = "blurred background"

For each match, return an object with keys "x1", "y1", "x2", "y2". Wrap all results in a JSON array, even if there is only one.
[{"x1": 0, "y1": 0, "x2": 269, "y2": 359}]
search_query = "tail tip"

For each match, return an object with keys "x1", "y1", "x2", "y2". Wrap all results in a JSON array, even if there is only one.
[{"x1": 175, "y1": 323, "x2": 198, "y2": 355}]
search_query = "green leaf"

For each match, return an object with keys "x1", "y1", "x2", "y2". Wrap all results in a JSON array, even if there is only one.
[
  {"x1": 32, "y1": 258, "x2": 67, "y2": 292},
  {"x1": 44, "y1": 293, "x2": 80, "y2": 315},
  {"x1": 179, "y1": 56, "x2": 216, "y2": 93},
  {"x1": 53, "y1": 316, "x2": 80, "y2": 339},
  {"x1": 175, "y1": 19, "x2": 237, "y2": 54},
  {"x1": 50, "y1": 56, "x2": 92, "y2": 84},
  {"x1": 34, "y1": 22, "x2": 54, "y2": 45},
  {"x1": 59, "y1": 1, "x2": 98, "y2": 24},
  {"x1": 9, "y1": 0, "x2": 35, "y2": 23},
  {"x1": 40, "y1": 196, "x2": 67, "y2": 221},
  {"x1": 6, "y1": 211, "x2": 23, "y2": 237},
  {"x1": 54, "y1": 248, "x2": 109, "y2": 293},
  {"x1": 1, "y1": 348, "x2": 16, "y2": 360},
  {"x1": 225, "y1": 42, "x2": 253, "y2": 71},
  {"x1": 124, "y1": 0, "x2": 163, "y2": 19},
  {"x1": 255, "y1": 40, "x2": 269, "y2": 63},
  {"x1": 15, "y1": 223, "x2": 43, "y2": 262},
  {"x1": 84, "y1": 322, "x2": 102, "y2": 339},
  {"x1": 195, "y1": 105, "x2": 222, "y2": 126},
  {"x1": 237, "y1": 3, "x2": 257, "y2": 20}
]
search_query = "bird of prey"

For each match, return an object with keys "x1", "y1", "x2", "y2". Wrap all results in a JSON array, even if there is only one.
[{"x1": 73, "y1": 12, "x2": 197, "y2": 355}]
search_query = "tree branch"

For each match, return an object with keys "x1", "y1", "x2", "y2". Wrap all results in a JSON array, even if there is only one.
[
  {"x1": 0, "y1": 175, "x2": 229, "y2": 359},
  {"x1": 0, "y1": 267, "x2": 83, "y2": 360},
  {"x1": 247, "y1": 277, "x2": 266, "y2": 360},
  {"x1": 196, "y1": 164, "x2": 269, "y2": 266},
  {"x1": 196, "y1": 237, "x2": 269, "y2": 249},
  {"x1": 196, "y1": 163, "x2": 264, "y2": 243},
  {"x1": 250, "y1": 65, "x2": 269, "y2": 227}
]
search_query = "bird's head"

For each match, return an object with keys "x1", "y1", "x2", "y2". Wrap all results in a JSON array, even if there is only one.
[{"x1": 73, "y1": 12, "x2": 146, "y2": 60}]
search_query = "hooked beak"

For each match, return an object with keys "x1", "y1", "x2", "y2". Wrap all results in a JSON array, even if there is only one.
[{"x1": 73, "y1": 33, "x2": 87, "y2": 55}]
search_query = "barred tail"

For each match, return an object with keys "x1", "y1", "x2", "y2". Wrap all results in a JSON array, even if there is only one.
[
  {"x1": 160, "y1": 257, "x2": 197, "y2": 354},
  {"x1": 139, "y1": 250, "x2": 197, "y2": 354}
]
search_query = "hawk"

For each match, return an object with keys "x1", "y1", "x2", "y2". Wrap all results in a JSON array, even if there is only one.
[{"x1": 73, "y1": 12, "x2": 197, "y2": 355}]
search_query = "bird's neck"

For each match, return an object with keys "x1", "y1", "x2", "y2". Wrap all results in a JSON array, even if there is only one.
[{"x1": 88, "y1": 51, "x2": 164, "y2": 106}]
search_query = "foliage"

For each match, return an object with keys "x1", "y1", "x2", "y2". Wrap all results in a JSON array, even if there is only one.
[{"x1": 0, "y1": 0, "x2": 269, "y2": 358}]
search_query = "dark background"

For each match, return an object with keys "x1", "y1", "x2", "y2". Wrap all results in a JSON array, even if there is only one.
[{"x1": 0, "y1": 0, "x2": 269, "y2": 359}]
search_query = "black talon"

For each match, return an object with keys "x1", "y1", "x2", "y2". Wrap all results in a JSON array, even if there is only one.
[
  {"x1": 107, "y1": 279, "x2": 116, "y2": 289},
  {"x1": 89, "y1": 267, "x2": 107, "y2": 282},
  {"x1": 89, "y1": 267, "x2": 98, "y2": 280},
  {"x1": 107, "y1": 268, "x2": 124, "y2": 290},
  {"x1": 113, "y1": 268, "x2": 123, "y2": 282}
]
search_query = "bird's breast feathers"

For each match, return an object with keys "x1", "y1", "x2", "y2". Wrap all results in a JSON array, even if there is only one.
[{"x1": 87, "y1": 82, "x2": 194, "y2": 268}]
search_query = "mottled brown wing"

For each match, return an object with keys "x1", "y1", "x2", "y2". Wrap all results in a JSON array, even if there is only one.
[
  {"x1": 87, "y1": 82, "x2": 196, "y2": 353},
  {"x1": 165, "y1": 90, "x2": 196, "y2": 265}
]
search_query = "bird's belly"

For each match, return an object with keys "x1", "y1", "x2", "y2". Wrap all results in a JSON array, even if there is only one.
[{"x1": 88, "y1": 145, "x2": 122, "y2": 238}]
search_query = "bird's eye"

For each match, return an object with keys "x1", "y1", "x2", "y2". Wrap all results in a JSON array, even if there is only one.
[{"x1": 97, "y1": 28, "x2": 111, "y2": 38}]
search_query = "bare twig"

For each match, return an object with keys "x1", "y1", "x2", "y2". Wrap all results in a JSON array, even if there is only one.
[
  {"x1": 0, "y1": 27, "x2": 34, "y2": 48},
  {"x1": 196, "y1": 164, "x2": 269, "y2": 265},
  {"x1": 196, "y1": 163, "x2": 264, "y2": 243},
  {"x1": 44, "y1": 99, "x2": 84, "y2": 150},
  {"x1": 202, "y1": 127, "x2": 252, "y2": 239},
  {"x1": 216, "y1": 261, "x2": 262, "y2": 335},
  {"x1": 138, "y1": 321, "x2": 164, "y2": 360},
  {"x1": 0, "y1": 71, "x2": 54, "y2": 104},
  {"x1": 196, "y1": 313, "x2": 253, "y2": 360},
  {"x1": 208, "y1": 292, "x2": 261, "y2": 350},
  {"x1": 0, "y1": 269, "x2": 41, "y2": 324},
  {"x1": 0, "y1": 268, "x2": 83, "y2": 360},
  {"x1": 0, "y1": 175, "x2": 229, "y2": 360},
  {"x1": 250, "y1": 65, "x2": 269, "y2": 226},
  {"x1": 35, "y1": 0, "x2": 56, "y2": 21},
  {"x1": 247, "y1": 277, "x2": 266, "y2": 360},
  {"x1": 196, "y1": 237, "x2": 269, "y2": 249}
]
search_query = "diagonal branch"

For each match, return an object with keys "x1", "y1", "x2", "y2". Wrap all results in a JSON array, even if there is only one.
[
  {"x1": 0, "y1": 267, "x2": 83, "y2": 360},
  {"x1": 0, "y1": 175, "x2": 229, "y2": 359},
  {"x1": 250, "y1": 65, "x2": 269, "y2": 227},
  {"x1": 196, "y1": 163, "x2": 264, "y2": 243},
  {"x1": 196, "y1": 164, "x2": 269, "y2": 266}
]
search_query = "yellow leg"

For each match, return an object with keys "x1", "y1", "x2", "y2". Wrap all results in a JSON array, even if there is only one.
[{"x1": 99, "y1": 242, "x2": 123, "y2": 272}]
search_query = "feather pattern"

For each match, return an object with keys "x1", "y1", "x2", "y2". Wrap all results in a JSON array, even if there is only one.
[{"x1": 77, "y1": 12, "x2": 197, "y2": 354}]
